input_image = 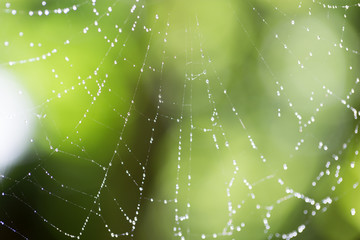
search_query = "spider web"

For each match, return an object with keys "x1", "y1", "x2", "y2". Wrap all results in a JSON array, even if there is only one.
[{"x1": 0, "y1": 0, "x2": 360, "y2": 239}]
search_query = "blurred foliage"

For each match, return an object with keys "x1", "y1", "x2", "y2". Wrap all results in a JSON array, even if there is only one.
[{"x1": 0, "y1": 0, "x2": 360, "y2": 239}]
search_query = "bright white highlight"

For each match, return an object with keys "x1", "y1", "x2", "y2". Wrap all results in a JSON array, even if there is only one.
[{"x1": 0, "y1": 69, "x2": 33, "y2": 170}]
